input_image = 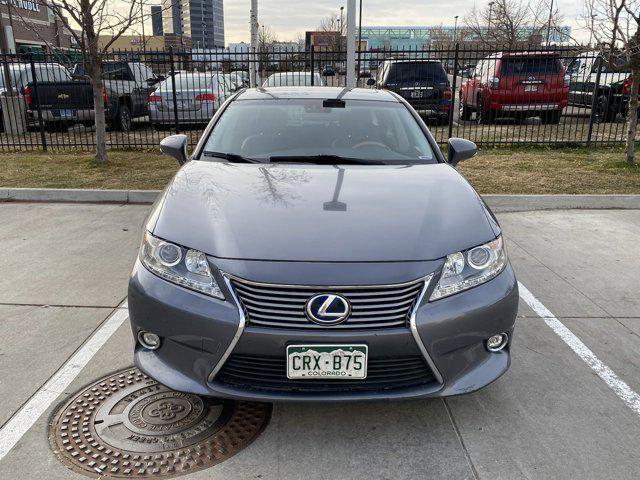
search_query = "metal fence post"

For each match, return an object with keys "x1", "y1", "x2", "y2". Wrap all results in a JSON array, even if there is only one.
[
  {"x1": 586, "y1": 58, "x2": 603, "y2": 146},
  {"x1": 310, "y1": 46, "x2": 315, "y2": 85},
  {"x1": 169, "y1": 46, "x2": 180, "y2": 133},
  {"x1": 448, "y1": 43, "x2": 460, "y2": 139},
  {"x1": 29, "y1": 55, "x2": 47, "y2": 151}
]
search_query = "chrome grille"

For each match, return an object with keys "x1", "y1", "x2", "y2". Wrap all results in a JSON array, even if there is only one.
[{"x1": 229, "y1": 276, "x2": 426, "y2": 330}]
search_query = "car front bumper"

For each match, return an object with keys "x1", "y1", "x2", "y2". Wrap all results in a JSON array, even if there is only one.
[{"x1": 128, "y1": 258, "x2": 518, "y2": 401}]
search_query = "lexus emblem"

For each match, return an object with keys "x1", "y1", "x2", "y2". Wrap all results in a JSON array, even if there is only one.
[
  {"x1": 305, "y1": 294, "x2": 351, "y2": 325},
  {"x1": 57, "y1": 93, "x2": 70, "y2": 100}
]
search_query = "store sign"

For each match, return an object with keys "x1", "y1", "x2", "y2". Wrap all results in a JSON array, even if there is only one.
[{"x1": 0, "y1": 0, "x2": 41, "y2": 13}]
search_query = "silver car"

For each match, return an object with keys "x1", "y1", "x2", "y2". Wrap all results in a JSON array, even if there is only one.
[
  {"x1": 262, "y1": 72, "x2": 324, "y2": 87},
  {"x1": 149, "y1": 72, "x2": 233, "y2": 126}
]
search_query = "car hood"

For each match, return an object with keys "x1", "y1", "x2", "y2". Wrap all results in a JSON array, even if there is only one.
[{"x1": 151, "y1": 160, "x2": 498, "y2": 262}]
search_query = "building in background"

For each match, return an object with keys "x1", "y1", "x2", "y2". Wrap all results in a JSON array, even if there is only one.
[
  {"x1": 356, "y1": 26, "x2": 572, "y2": 50},
  {"x1": 160, "y1": 0, "x2": 224, "y2": 50},
  {"x1": 150, "y1": 5, "x2": 163, "y2": 36},
  {"x1": 0, "y1": 0, "x2": 74, "y2": 52},
  {"x1": 98, "y1": 35, "x2": 166, "y2": 52}
]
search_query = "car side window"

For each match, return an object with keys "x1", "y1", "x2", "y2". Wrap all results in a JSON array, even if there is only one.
[
  {"x1": 102, "y1": 64, "x2": 133, "y2": 81},
  {"x1": 566, "y1": 59, "x2": 580, "y2": 75}
]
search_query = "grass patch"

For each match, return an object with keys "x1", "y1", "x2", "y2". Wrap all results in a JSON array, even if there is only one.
[
  {"x1": 458, "y1": 146, "x2": 640, "y2": 194},
  {"x1": 0, "y1": 149, "x2": 177, "y2": 190},
  {"x1": 0, "y1": 146, "x2": 638, "y2": 194}
]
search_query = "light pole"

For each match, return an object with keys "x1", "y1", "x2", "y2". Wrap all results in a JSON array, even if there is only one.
[
  {"x1": 357, "y1": 0, "x2": 363, "y2": 79},
  {"x1": 346, "y1": 0, "x2": 356, "y2": 87},
  {"x1": 453, "y1": 15, "x2": 459, "y2": 44},
  {"x1": 545, "y1": 0, "x2": 554, "y2": 45},
  {"x1": 488, "y1": 1, "x2": 494, "y2": 42},
  {"x1": 249, "y1": 0, "x2": 259, "y2": 87},
  {"x1": 340, "y1": 6, "x2": 344, "y2": 50},
  {"x1": 588, "y1": 14, "x2": 596, "y2": 47}
]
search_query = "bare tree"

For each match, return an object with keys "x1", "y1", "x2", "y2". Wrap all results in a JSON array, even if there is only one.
[
  {"x1": 317, "y1": 13, "x2": 345, "y2": 50},
  {"x1": 258, "y1": 25, "x2": 278, "y2": 72},
  {"x1": 464, "y1": 0, "x2": 563, "y2": 48},
  {"x1": 29, "y1": 0, "x2": 157, "y2": 163},
  {"x1": 583, "y1": 0, "x2": 639, "y2": 165}
]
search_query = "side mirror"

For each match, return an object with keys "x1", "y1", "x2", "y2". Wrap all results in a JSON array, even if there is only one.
[
  {"x1": 447, "y1": 137, "x2": 477, "y2": 166},
  {"x1": 366, "y1": 78, "x2": 375, "y2": 86},
  {"x1": 160, "y1": 134, "x2": 189, "y2": 165}
]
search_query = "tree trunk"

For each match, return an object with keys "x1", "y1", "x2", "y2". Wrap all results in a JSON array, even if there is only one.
[
  {"x1": 88, "y1": 56, "x2": 108, "y2": 164},
  {"x1": 91, "y1": 66, "x2": 108, "y2": 164},
  {"x1": 626, "y1": 68, "x2": 638, "y2": 166}
]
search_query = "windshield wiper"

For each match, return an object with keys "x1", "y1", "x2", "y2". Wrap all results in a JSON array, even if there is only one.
[
  {"x1": 202, "y1": 151, "x2": 264, "y2": 163},
  {"x1": 268, "y1": 155, "x2": 385, "y2": 165}
]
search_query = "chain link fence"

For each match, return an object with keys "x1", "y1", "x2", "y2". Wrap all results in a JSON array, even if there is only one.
[{"x1": 0, "y1": 45, "x2": 636, "y2": 151}]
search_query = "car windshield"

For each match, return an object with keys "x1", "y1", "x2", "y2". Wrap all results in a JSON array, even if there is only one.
[
  {"x1": 500, "y1": 57, "x2": 562, "y2": 75},
  {"x1": 202, "y1": 99, "x2": 435, "y2": 164},
  {"x1": 387, "y1": 63, "x2": 447, "y2": 83}
]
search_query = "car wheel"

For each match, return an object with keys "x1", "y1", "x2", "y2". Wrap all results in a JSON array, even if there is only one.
[
  {"x1": 476, "y1": 101, "x2": 493, "y2": 125},
  {"x1": 594, "y1": 95, "x2": 615, "y2": 123},
  {"x1": 541, "y1": 109, "x2": 562, "y2": 125},
  {"x1": 459, "y1": 99, "x2": 472, "y2": 121},
  {"x1": 116, "y1": 104, "x2": 132, "y2": 131}
]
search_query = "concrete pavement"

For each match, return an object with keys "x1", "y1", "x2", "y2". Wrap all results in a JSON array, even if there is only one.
[{"x1": 0, "y1": 203, "x2": 639, "y2": 479}]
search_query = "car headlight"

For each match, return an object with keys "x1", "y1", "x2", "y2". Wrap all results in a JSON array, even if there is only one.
[
  {"x1": 139, "y1": 231, "x2": 224, "y2": 299},
  {"x1": 430, "y1": 236, "x2": 506, "y2": 301}
]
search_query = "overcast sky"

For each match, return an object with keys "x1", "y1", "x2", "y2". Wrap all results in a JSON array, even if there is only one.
[{"x1": 220, "y1": 0, "x2": 588, "y2": 43}]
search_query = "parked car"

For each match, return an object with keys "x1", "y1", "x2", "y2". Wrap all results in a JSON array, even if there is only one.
[
  {"x1": 71, "y1": 61, "x2": 160, "y2": 130},
  {"x1": 459, "y1": 51, "x2": 568, "y2": 124},
  {"x1": 149, "y1": 72, "x2": 233, "y2": 127},
  {"x1": 358, "y1": 66, "x2": 372, "y2": 78},
  {"x1": 262, "y1": 72, "x2": 324, "y2": 87},
  {"x1": 129, "y1": 86, "x2": 518, "y2": 402},
  {"x1": 0, "y1": 62, "x2": 71, "y2": 131},
  {"x1": 566, "y1": 51, "x2": 634, "y2": 123},
  {"x1": 322, "y1": 66, "x2": 335, "y2": 76},
  {"x1": 23, "y1": 61, "x2": 159, "y2": 132},
  {"x1": 229, "y1": 70, "x2": 249, "y2": 88},
  {"x1": 370, "y1": 59, "x2": 452, "y2": 124}
]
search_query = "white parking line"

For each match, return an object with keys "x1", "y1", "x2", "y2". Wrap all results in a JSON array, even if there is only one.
[
  {"x1": 518, "y1": 282, "x2": 640, "y2": 416},
  {"x1": 0, "y1": 303, "x2": 129, "y2": 461}
]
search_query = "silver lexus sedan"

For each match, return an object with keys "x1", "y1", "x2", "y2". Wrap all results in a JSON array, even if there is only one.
[{"x1": 128, "y1": 87, "x2": 518, "y2": 401}]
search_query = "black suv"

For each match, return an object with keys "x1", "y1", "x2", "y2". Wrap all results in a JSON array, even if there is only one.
[{"x1": 369, "y1": 60, "x2": 452, "y2": 124}]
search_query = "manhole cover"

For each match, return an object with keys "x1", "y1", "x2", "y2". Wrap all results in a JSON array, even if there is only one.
[{"x1": 49, "y1": 368, "x2": 271, "y2": 478}]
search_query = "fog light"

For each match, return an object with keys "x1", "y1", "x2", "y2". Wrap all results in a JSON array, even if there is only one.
[
  {"x1": 138, "y1": 331, "x2": 161, "y2": 350},
  {"x1": 486, "y1": 333, "x2": 508, "y2": 352}
]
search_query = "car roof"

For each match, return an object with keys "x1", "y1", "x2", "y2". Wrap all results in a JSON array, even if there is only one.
[
  {"x1": 384, "y1": 59, "x2": 442, "y2": 64},
  {"x1": 236, "y1": 87, "x2": 400, "y2": 102},
  {"x1": 492, "y1": 51, "x2": 561, "y2": 58}
]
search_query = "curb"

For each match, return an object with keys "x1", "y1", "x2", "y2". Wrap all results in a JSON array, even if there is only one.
[
  {"x1": 1, "y1": 189, "x2": 640, "y2": 212},
  {"x1": 0, "y1": 188, "x2": 160, "y2": 204},
  {"x1": 484, "y1": 194, "x2": 640, "y2": 212}
]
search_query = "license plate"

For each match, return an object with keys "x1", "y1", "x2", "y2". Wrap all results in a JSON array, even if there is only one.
[
  {"x1": 524, "y1": 85, "x2": 538, "y2": 92},
  {"x1": 59, "y1": 109, "x2": 74, "y2": 118},
  {"x1": 410, "y1": 91, "x2": 423, "y2": 98},
  {"x1": 287, "y1": 345, "x2": 368, "y2": 379}
]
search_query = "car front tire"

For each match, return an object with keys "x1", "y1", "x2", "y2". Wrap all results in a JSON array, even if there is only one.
[
  {"x1": 116, "y1": 104, "x2": 132, "y2": 131},
  {"x1": 459, "y1": 99, "x2": 472, "y2": 121},
  {"x1": 541, "y1": 109, "x2": 562, "y2": 124},
  {"x1": 594, "y1": 94, "x2": 616, "y2": 123}
]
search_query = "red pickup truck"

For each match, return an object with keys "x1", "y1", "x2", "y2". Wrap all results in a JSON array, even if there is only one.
[{"x1": 459, "y1": 51, "x2": 569, "y2": 124}]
